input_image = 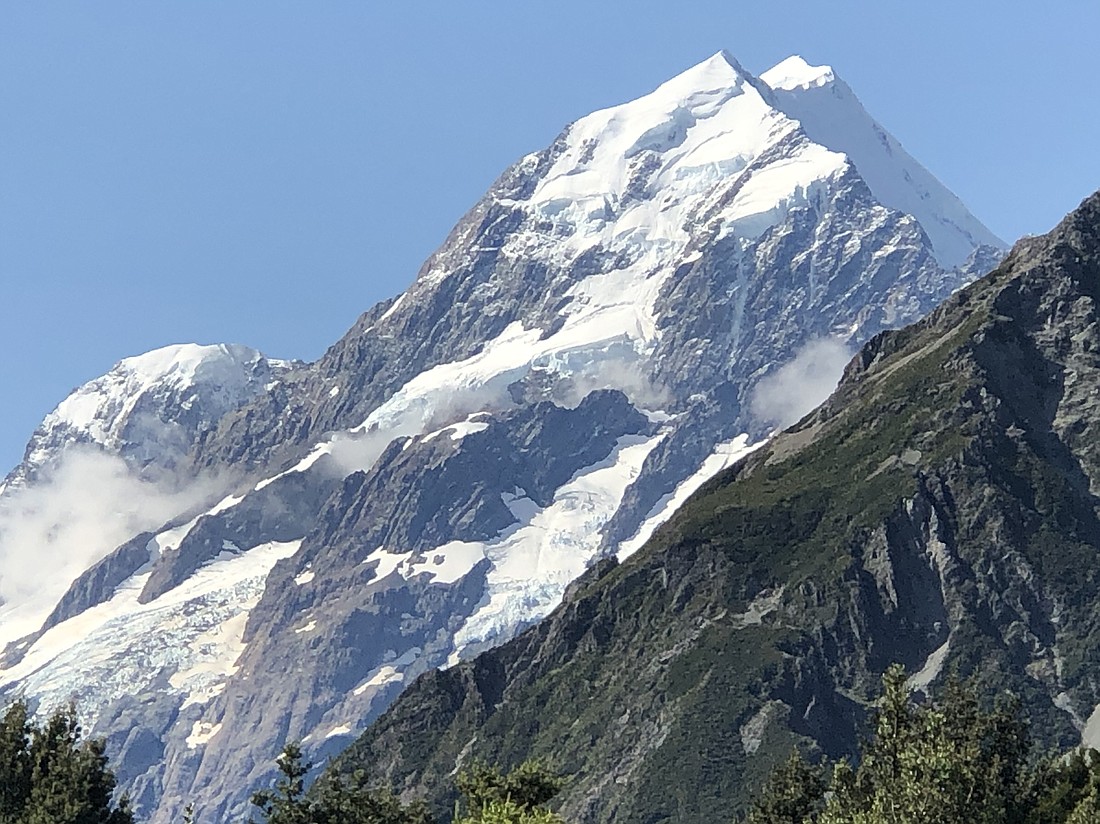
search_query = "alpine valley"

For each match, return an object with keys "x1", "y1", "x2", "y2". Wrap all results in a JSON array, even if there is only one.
[{"x1": 0, "y1": 51, "x2": 1007, "y2": 822}]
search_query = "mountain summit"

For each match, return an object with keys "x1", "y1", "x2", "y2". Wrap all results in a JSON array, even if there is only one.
[
  {"x1": 760, "y1": 55, "x2": 1003, "y2": 267},
  {"x1": 0, "y1": 51, "x2": 1002, "y2": 821}
]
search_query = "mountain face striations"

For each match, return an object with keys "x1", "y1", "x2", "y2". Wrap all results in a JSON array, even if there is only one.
[
  {"x1": 0, "y1": 51, "x2": 1002, "y2": 822},
  {"x1": 330, "y1": 191, "x2": 1100, "y2": 822}
]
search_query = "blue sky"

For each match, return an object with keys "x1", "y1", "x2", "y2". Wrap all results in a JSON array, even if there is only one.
[{"x1": 3, "y1": 2, "x2": 1098, "y2": 472}]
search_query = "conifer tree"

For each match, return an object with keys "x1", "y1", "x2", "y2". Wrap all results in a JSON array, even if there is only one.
[
  {"x1": 454, "y1": 761, "x2": 565, "y2": 824},
  {"x1": 817, "y1": 665, "x2": 1030, "y2": 824},
  {"x1": 0, "y1": 698, "x2": 33, "y2": 819},
  {"x1": 742, "y1": 750, "x2": 825, "y2": 824},
  {"x1": 250, "y1": 747, "x2": 566, "y2": 824},
  {"x1": 0, "y1": 699, "x2": 132, "y2": 824},
  {"x1": 739, "y1": 665, "x2": 1100, "y2": 824},
  {"x1": 250, "y1": 743, "x2": 312, "y2": 824},
  {"x1": 250, "y1": 742, "x2": 435, "y2": 824}
]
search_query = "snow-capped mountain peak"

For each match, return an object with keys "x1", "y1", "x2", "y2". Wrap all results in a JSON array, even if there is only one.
[
  {"x1": 7, "y1": 342, "x2": 294, "y2": 490},
  {"x1": 50, "y1": 343, "x2": 276, "y2": 435},
  {"x1": 0, "y1": 49, "x2": 1008, "y2": 823},
  {"x1": 762, "y1": 54, "x2": 836, "y2": 91},
  {"x1": 760, "y1": 55, "x2": 1005, "y2": 267},
  {"x1": 524, "y1": 49, "x2": 837, "y2": 246},
  {"x1": 642, "y1": 48, "x2": 753, "y2": 99}
]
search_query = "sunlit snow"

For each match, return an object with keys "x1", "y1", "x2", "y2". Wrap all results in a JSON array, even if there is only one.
[
  {"x1": 0, "y1": 539, "x2": 301, "y2": 725},
  {"x1": 618, "y1": 434, "x2": 761, "y2": 560},
  {"x1": 448, "y1": 431, "x2": 666, "y2": 663},
  {"x1": 761, "y1": 56, "x2": 1004, "y2": 266}
]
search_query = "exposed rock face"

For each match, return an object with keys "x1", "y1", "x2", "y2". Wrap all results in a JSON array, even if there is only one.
[
  {"x1": 0, "y1": 52, "x2": 1003, "y2": 822},
  {"x1": 327, "y1": 192, "x2": 1100, "y2": 823}
]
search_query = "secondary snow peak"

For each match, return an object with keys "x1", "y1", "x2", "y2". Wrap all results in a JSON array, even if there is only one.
[
  {"x1": 761, "y1": 55, "x2": 836, "y2": 91},
  {"x1": 760, "y1": 55, "x2": 1005, "y2": 267}
]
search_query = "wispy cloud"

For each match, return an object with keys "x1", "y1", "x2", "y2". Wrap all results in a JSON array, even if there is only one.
[
  {"x1": 749, "y1": 338, "x2": 852, "y2": 430},
  {"x1": 0, "y1": 447, "x2": 219, "y2": 645},
  {"x1": 551, "y1": 353, "x2": 671, "y2": 411}
]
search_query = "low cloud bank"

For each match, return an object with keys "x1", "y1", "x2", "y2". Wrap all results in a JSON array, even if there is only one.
[{"x1": 0, "y1": 447, "x2": 219, "y2": 645}]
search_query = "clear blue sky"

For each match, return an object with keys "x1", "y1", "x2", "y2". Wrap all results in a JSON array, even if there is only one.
[{"x1": 3, "y1": 2, "x2": 1098, "y2": 473}]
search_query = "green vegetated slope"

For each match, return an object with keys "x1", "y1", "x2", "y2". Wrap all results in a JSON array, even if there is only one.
[{"x1": 327, "y1": 191, "x2": 1100, "y2": 823}]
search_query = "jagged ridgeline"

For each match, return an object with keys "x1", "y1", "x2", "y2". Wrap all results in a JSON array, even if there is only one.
[
  {"x1": 327, "y1": 191, "x2": 1100, "y2": 823},
  {"x1": 0, "y1": 50, "x2": 1003, "y2": 821}
]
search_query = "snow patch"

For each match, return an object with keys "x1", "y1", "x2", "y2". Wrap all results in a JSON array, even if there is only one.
[
  {"x1": 907, "y1": 638, "x2": 951, "y2": 692},
  {"x1": 0, "y1": 540, "x2": 302, "y2": 726},
  {"x1": 618, "y1": 434, "x2": 760, "y2": 560},
  {"x1": 421, "y1": 416, "x2": 492, "y2": 445},
  {"x1": 186, "y1": 721, "x2": 223, "y2": 749},
  {"x1": 255, "y1": 442, "x2": 334, "y2": 492},
  {"x1": 405, "y1": 542, "x2": 487, "y2": 585},
  {"x1": 169, "y1": 610, "x2": 251, "y2": 709},
  {"x1": 362, "y1": 548, "x2": 412, "y2": 581},
  {"x1": 447, "y1": 420, "x2": 490, "y2": 441},
  {"x1": 377, "y1": 292, "x2": 406, "y2": 324},
  {"x1": 352, "y1": 647, "x2": 420, "y2": 696},
  {"x1": 208, "y1": 493, "x2": 244, "y2": 516},
  {"x1": 154, "y1": 516, "x2": 202, "y2": 555},
  {"x1": 353, "y1": 667, "x2": 401, "y2": 695},
  {"x1": 360, "y1": 544, "x2": 486, "y2": 587},
  {"x1": 448, "y1": 432, "x2": 665, "y2": 663}
]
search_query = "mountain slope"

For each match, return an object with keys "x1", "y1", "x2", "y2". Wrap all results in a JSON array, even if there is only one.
[
  {"x1": 761, "y1": 56, "x2": 1003, "y2": 268},
  {"x1": 329, "y1": 191, "x2": 1100, "y2": 823},
  {"x1": 0, "y1": 344, "x2": 292, "y2": 647},
  {"x1": 0, "y1": 52, "x2": 1002, "y2": 822}
]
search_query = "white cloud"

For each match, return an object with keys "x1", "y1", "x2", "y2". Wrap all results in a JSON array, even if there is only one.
[
  {"x1": 327, "y1": 379, "x2": 519, "y2": 477},
  {"x1": 749, "y1": 338, "x2": 852, "y2": 429},
  {"x1": 551, "y1": 354, "x2": 671, "y2": 412},
  {"x1": 0, "y1": 447, "x2": 220, "y2": 646}
]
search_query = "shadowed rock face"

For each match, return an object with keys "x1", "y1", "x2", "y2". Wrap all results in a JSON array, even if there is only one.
[
  {"x1": 326, "y1": 192, "x2": 1100, "y2": 823},
  {"x1": 0, "y1": 53, "x2": 1004, "y2": 824}
]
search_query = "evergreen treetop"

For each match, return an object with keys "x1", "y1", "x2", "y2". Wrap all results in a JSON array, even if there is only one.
[{"x1": 0, "y1": 698, "x2": 132, "y2": 824}]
